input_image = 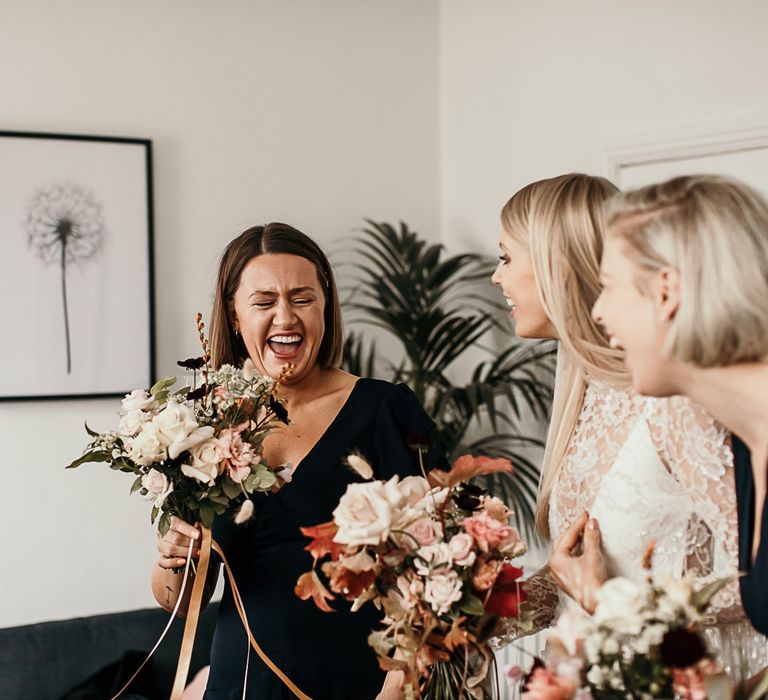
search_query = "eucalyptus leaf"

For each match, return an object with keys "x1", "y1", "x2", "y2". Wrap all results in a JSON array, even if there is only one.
[{"x1": 150, "y1": 376, "x2": 177, "y2": 397}]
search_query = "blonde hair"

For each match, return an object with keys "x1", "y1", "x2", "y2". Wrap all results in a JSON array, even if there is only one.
[
  {"x1": 501, "y1": 174, "x2": 626, "y2": 538},
  {"x1": 607, "y1": 174, "x2": 768, "y2": 367}
]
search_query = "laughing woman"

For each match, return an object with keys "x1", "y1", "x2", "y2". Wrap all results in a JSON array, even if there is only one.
[
  {"x1": 592, "y1": 174, "x2": 768, "y2": 640},
  {"x1": 151, "y1": 223, "x2": 447, "y2": 700}
]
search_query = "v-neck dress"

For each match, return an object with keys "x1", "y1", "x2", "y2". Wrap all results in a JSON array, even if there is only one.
[
  {"x1": 732, "y1": 434, "x2": 768, "y2": 636},
  {"x1": 204, "y1": 378, "x2": 448, "y2": 700}
]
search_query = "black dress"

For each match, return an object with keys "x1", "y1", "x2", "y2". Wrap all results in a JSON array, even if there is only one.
[
  {"x1": 204, "y1": 379, "x2": 448, "y2": 700},
  {"x1": 731, "y1": 434, "x2": 768, "y2": 636}
]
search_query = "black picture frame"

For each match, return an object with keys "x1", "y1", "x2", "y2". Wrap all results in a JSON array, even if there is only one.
[{"x1": 0, "y1": 130, "x2": 155, "y2": 401}]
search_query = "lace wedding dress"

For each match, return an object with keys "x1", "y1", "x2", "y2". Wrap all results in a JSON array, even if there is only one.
[{"x1": 498, "y1": 378, "x2": 767, "y2": 682}]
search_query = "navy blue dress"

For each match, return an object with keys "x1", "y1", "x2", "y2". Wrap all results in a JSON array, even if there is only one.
[
  {"x1": 731, "y1": 434, "x2": 768, "y2": 636},
  {"x1": 204, "y1": 379, "x2": 448, "y2": 700}
]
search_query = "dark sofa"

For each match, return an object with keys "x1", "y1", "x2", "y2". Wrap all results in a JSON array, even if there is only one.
[{"x1": 0, "y1": 603, "x2": 218, "y2": 700}]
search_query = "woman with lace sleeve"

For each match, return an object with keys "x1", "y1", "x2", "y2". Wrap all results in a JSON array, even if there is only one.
[
  {"x1": 490, "y1": 173, "x2": 764, "y2": 682},
  {"x1": 593, "y1": 174, "x2": 768, "y2": 646}
]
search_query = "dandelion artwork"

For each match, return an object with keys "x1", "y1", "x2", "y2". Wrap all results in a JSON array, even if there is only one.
[
  {"x1": 25, "y1": 182, "x2": 105, "y2": 374},
  {"x1": 0, "y1": 131, "x2": 153, "y2": 400}
]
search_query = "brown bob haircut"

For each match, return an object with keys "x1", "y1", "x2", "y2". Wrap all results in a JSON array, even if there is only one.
[{"x1": 209, "y1": 222, "x2": 344, "y2": 370}]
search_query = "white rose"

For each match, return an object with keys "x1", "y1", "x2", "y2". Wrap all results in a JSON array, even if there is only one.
[
  {"x1": 414, "y1": 542, "x2": 453, "y2": 576},
  {"x1": 446, "y1": 532, "x2": 476, "y2": 567},
  {"x1": 593, "y1": 577, "x2": 647, "y2": 635},
  {"x1": 181, "y1": 440, "x2": 221, "y2": 486},
  {"x1": 153, "y1": 401, "x2": 215, "y2": 460},
  {"x1": 121, "y1": 389, "x2": 157, "y2": 414},
  {"x1": 333, "y1": 476, "x2": 405, "y2": 546},
  {"x1": 118, "y1": 409, "x2": 150, "y2": 437},
  {"x1": 654, "y1": 575, "x2": 699, "y2": 622},
  {"x1": 424, "y1": 570, "x2": 463, "y2": 615},
  {"x1": 586, "y1": 664, "x2": 604, "y2": 687},
  {"x1": 141, "y1": 468, "x2": 173, "y2": 507},
  {"x1": 128, "y1": 424, "x2": 167, "y2": 466},
  {"x1": 398, "y1": 476, "x2": 431, "y2": 506}
]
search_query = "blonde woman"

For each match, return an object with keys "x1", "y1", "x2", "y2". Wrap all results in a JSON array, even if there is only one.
[
  {"x1": 491, "y1": 173, "x2": 764, "y2": 680},
  {"x1": 592, "y1": 173, "x2": 768, "y2": 640}
]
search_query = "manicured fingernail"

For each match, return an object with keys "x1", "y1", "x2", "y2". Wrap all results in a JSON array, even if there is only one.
[
  {"x1": 177, "y1": 559, "x2": 186, "y2": 565},
  {"x1": 589, "y1": 518, "x2": 597, "y2": 530},
  {"x1": 192, "y1": 530, "x2": 200, "y2": 539}
]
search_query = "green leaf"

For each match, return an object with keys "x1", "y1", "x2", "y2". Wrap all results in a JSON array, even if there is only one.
[
  {"x1": 173, "y1": 386, "x2": 191, "y2": 399},
  {"x1": 221, "y1": 477, "x2": 242, "y2": 499},
  {"x1": 198, "y1": 505, "x2": 215, "y2": 528},
  {"x1": 130, "y1": 475, "x2": 144, "y2": 494},
  {"x1": 84, "y1": 422, "x2": 100, "y2": 438},
  {"x1": 150, "y1": 376, "x2": 177, "y2": 397},
  {"x1": 691, "y1": 576, "x2": 734, "y2": 610},
  {"x1": 151, "y1": 505, "x2": 159, "y2": 524},
  {"x1": 458, "y1": 592, "x2": 486, "y2": 616},
  {"x1": 65, "y1": 450, "x2": 111, "y2": 469},
  {"x1": 158, "y1": 510, "x2": 171, "y2": 536}
]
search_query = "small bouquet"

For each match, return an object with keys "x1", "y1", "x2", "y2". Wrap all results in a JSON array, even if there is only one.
[
  {"x1": 67, "y1": 314, "x2": 291, "y2": 535},
  {"x1": 513, "y1": 546, "x2": 734, "y2": 700},
  {"x1": 295, "y1": 453, "x2": 529, "y2": 700}
]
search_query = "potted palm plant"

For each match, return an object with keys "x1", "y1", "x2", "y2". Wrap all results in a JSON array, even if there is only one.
[{"x1": 339, "y1": 220, "x2": 556, "y2": 538}]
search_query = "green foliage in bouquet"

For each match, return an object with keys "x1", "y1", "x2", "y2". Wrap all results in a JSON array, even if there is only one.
[{"x1": 340, "y1": 220, "x2": 556, "y2": 537}]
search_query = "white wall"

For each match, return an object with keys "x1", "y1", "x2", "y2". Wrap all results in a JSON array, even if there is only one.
[
  {"x1": 0, "y1": 0, "x2": 440, "y2": 628},
  {"x1": 439, "y1": 0, "x2": 768, "y2": 254}
]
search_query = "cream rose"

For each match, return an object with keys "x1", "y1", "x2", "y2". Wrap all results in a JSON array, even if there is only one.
[
  {"x1": 424, "y1": 570, "x2": 463, "y2": 615},
  {"x1": 446, "y1": 532, "x2": 476, "y2": 567},
  {"x1": 153, "y1": 401, "x2": 215, "y2": 460},
  {"x1": 414, "y1": 542, "x2": 453, "y2": 576},
  {"x1": 593, "y1": 577, "x2": 647, "y2": 635},
  {"x1": 141, "y1": 468, "x2": 173, "y2": 507},
  {"x1": 181, "y1": 440, "x2": 221, "y2": 486},
  {"x1": 333, "y1": 476, "x2": 405, "y2": 546},
  {"x1": 128, "y1": 424, "x2": 167, "y2": 466},
  {"x1": 119, "y1": 409, "x2": 150, "y2": 437},
  {"x1": 121, "y1": 388, "x2": 158, "y2": 414}
]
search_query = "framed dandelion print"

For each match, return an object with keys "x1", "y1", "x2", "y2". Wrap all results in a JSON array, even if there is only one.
[{"x1": 0, "y1": 131, "x2": 154, "y2": 400}]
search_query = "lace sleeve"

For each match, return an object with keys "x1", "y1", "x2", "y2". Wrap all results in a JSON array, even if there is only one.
[
  {"x1": 643, "y1": 395, "x2": 744, "y2": 624},
  {"x1": 492, "y1": 565, "x2": 561, "y2": 646}
]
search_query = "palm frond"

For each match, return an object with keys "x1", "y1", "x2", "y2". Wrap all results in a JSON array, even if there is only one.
[{"x1": 337, "y1": 220, "x2": 556, "y2": 537}]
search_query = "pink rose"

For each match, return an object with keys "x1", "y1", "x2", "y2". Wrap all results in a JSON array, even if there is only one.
[
  {"x1": 141, "y1": 468, "x2": 173, "y2": 507},
  {"x1": 522, "y1": 667, "x2": 575, "y2": 700},
  {"x1": 447, "y1": 532, "x2": 476, "y2": 567},
  {"x1": 216, "y1": 428, "x2": 256, "y2": 484},
  {"x1": 406, "y1": 517, "x2": 443, "y2": 547},
  {"x1": 463, "y1": 511, "x2": 515, "y2": 553}
]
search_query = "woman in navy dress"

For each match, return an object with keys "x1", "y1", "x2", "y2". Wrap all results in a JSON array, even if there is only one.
[
  {"x1": 591, "y1": 174, "x2": 768, "y2": 640},
  {"x1": 151, "y1": 223, "x2": 447, "y2": 699}
]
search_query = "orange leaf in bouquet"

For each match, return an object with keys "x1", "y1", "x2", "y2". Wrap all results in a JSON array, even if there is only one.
[
  {"x1": 294, "y1": 570, "x2": 335, "y2": 613},
  {"x1": 321, "y1": 560, "x2": 377, "y2": 599},
  {"x1": 300, "y1": 521, "x2": 342, "y2": 561},
  {"x1": 443, "y1": 616, "x2": 472, "y2": 652},
  {"x1": 430, "y1": 454, "x2": 513, "y2": 488}
]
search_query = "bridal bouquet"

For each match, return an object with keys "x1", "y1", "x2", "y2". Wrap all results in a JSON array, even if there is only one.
[
  {"x1": 67, "y1": 314, "x2": 291, "y2": 535},
  {"x1": 514, "y1": 550, "x2": 733, "y2": 700},
  {"x1": 296, "y1": 454, "x2": 529, "y2": 700}
]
